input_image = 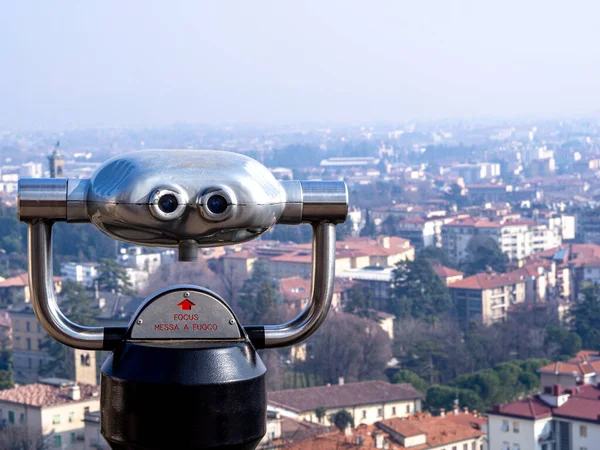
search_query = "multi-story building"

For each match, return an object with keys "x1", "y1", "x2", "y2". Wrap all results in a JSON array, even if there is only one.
[
  {"x1": 395, "y1": 216, "x2": 457, "y2": 250},
  {"x1": 337, "y1": 266, "x2": 395, "y2": 306},
  {"x1": 9, "y1": 304, "x2": 97, "y2": 385},
  {"x1": 0, "y1": 379, "x2": 100, "y2": 450},
  {"x1": 268, "y1": 380, "x2": 422, "y2": 427},
  {"x1": 449, "y1": 271, "x2": 527, "y2": 325},
  {"x1": 60, "y1": 263, "x2": 99, "y2": 288},
  {"x1": 488, "y1": 383, "x2": 600, "y2": 450},
  {"x1": 118, "y1": 247, "x2": 161, "y2": 274},
  {"x1": 442, "y1": 218, "x2": 561, "y2": 265}
]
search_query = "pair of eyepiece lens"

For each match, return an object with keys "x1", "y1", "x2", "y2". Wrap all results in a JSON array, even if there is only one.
[{"x1": 151, "y1": 189, "x2": 230, "y2": 220}]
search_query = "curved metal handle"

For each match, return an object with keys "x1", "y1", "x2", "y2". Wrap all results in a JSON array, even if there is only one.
[
  {"x1": 27, "y1": 220, "x2": 119, "y2": 350},
  {"x1": 246, "y1": 221, "x2": 337, "y2": 349}
]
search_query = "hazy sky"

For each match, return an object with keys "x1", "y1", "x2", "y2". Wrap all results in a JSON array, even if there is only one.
[{"x1": 1, "y1": 1, "x2": 600, "y2": 130}]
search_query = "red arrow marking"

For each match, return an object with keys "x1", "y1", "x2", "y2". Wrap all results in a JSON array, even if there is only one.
[{"x1": 177, "y1": 299, "x2": 195, "y2": 311}]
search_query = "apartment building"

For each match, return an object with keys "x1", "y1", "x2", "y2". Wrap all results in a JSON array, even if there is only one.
[
  {"x1": 537, "y1": 350, "x2": 600, "y2": 390},
  {"x1": 449, "y1": 271, "x2": 527, "y2": 325},
  {"x1": 395, "y1": 216, "x2": 457, "y2": 250},
  {"x1": 442, "y1": 218, "x2": 561, "y2": 265},
  {"x1": 9, "y1": 305, "x2": 97, "y2": 385},
  {"x1": 268, "y1": 380, "x2": 422, "y2": 427},
  {"x1": 488, "y1": 384, "x2": 600, "y2": 450},
  {"x1": 0, "y1": 379, "x2": 100, "y2": 450}
]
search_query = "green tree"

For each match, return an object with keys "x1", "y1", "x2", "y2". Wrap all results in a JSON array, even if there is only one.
[
  {"x1": 237, "y1": 261, "x2": 280, "y2": 324},
  {"x1": 328, "y1": 409, "x2": 354, "y2": 431},
  {"x1": 96, "y1": 258, "x2": 134, "y2": 295},
  {"x1": 461, "y1": 235, "x2": 508, "y2": 275},
  {"x1": 545, "y1": 326, "x2": 582, "y2": 359},
  {"x1": 391, "y1": 370, "x2": 428, "y2": 393},
  {"x1": 420, "y1": 246, "x2": 453, "y2": 269},
  {"x1": 315, "y1": 406, "x2": 327, "y2": 424},
  {"x1": 344, "y1": 285, "x2": 377, "y2": 319},
  {"x1": 381, "y1": 216, "x2": 402, "y2": 236},
  {"x1": 425, "y1": 385, "x2": 484, "y2": 413},
  {"x1": 0, "y1": 349, "x2": 14, "y2": 389},
  {"x1": 359, "y1": 210, "x2": 377, "y2": 237},
  {"x1": 573, "y1": 283, "x2": 600, "y2": 350},
  {"x1": 337, "y1": 218, "x2": 354, "y2": 241},
  {"x1": 391, "y1": 256, "x2": 452, "y2": 322}
]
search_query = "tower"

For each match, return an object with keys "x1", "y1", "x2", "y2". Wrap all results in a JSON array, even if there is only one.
[
  {"x1": 68, "y1": 348, "x2": 97, "y2": 385},
  {"x1": 48, "y1": 144, "x2": 65, "y2": 178}
]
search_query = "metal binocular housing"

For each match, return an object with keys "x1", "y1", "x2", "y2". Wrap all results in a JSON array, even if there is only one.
[{"x1": 18, "y1": 149, "x2": 349, "y2": 450}]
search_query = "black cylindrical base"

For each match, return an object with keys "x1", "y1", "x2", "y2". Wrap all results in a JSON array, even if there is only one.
[{"x1": 100, "y1": 342, "x2": 267, "y2": 450}]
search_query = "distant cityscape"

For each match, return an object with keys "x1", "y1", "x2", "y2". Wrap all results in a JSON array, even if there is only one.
[{"x1": 1, "y1": 120, "x2": 600, "y2": 449}]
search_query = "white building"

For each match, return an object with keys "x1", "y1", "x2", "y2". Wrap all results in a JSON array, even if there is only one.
[
  {"x1": 19, "y1": 162, "x2": 44, "y2": 178},
  {"x1": 0, "y1": 379, "x2": 100, "y2": 450},
  {"x1": 60, "y1": 263, "x2": 99, "y2": 288},
  {"x1": 118, "y1": 247, "x2": 161, "y2": 274},
  {"x1": 442, "y1": 218, "x2": 561, "y2": 264},
  {"x1": 488, "y1": 383, "x2": 600, "y2": 450}
]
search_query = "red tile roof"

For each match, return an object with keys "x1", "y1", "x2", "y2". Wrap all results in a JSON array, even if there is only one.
[
  {"x1": 490, "y1": 384, "x2": 600, "y2": 423},
  {"x1": 449, "y1": 271, "x2": 525, "y2": 290},
  {"x1": 432, "y1": 265, "x2": 463, "y2": 279},
  {"x1": 0, "y1": 382, "x2": 99, "y2": 408},
  {"x1": 0, "y1": 273, "x2": 61, "y2": 288}
]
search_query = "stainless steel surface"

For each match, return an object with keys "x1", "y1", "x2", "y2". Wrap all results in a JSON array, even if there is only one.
[
  {"x1": 28, "y1": 220, "x2": 104, "y2": 349},
  {"x1": 263, "y1": 222, "x2": 336, "y2": 348},
  {"x1": 18, "y1": 179, "x2": 67, "y2": 221},
  {"x1": 85, "y1": 150, "x2": 286, "y2": 248},
  {"x1": 66, "y1": 179, "x2": 90, "y2": 222},
  {"x1": 278, "y1": 181, "x2": 303, "y2": 224},
  {"x1": 178, "y1": 240, "x2": 198, "y2": 262},
  {"x1": 129, "y1": 288, "x2": 241, "y2": 340},
  {"x1": 300, "y1": 181, "x2": 348, "y2": 223}
]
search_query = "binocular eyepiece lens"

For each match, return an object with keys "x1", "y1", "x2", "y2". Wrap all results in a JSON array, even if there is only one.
[
  {"x1": 158, "y1": 194, "x2": 179, "y2": 214},
  {"x1": 206, "y1": 194, "x2": 228, "y2": 215}
]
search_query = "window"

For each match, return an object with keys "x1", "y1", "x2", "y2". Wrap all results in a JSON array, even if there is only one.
[
  {"x1": 84, "y1": 406, "x2": 90, "y2": 413},
  {"x1": 452, "y1": 447, "x2": 457, "y2": 450},
  {"x1": 513, "y1": 444, "x2": 520, "y2": 450},
  {"x1": 502, "y1": 443, "x2": 509, "y2": 450},
  {"x1": 37, "y1": 323, "x2": 41, "y2": 333},
  {"x1": 580, "y1": 447, "x2": 587, "y2": 450},
  {"x1": 580, "y1": 425, "x2": 587, "y2": 437},
  {"x1": 53, "y1": 435, "x2": 61, "y2": 447},
  {"x1": 26, "y1": 321, "x2": 30, "y2": 332},
  {"x1": 362, "y1": 410, "x2": 366, "y2": 419},
  {"x1": 513, "y1": 421, "x2": 519, "y2": 433},
  {"x1": 69, "y1": 412, "x2": 75, "y2": 422},
  {"x1": 26, "y1": 338, "x2": 31, "y2": 350},
  {"x1": 472, "y1": 442, "x2": 476, "y2": 450},
  {"x1": 392, "y1": 407, "x2": 396, "y2": 416},
  {"x1": 28, "y1": 358, "x2": 32, "y2": 369},
  {"x1": 19, "y1": 413, "x2": 24, "y2": 423},
  {"x1": 52, "y1": 414, "x2": 61, "y2": 424},
  {"x1": 463, "y1": 444, "x2": 468, "y2": 450},
  {"x1": 377, "y1": 408, "x2": 383, "y2": 417},
  {"x1": 70, "y1": 432, "x2": 76, "y2": 444},
  {"x1": 8, "y1": 411, "x2": 14, "y2": 424},
  {"x1": 502, "y1": 420, "x2": 509, "y2": 432},
  {"x1": 406, "y1": 404, "x2": 410, "y2": 413}
]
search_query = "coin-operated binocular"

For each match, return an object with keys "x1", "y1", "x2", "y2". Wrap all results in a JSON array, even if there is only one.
[{"x1": 18, "y1": 150, "x2": 348, "y2": 450}]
